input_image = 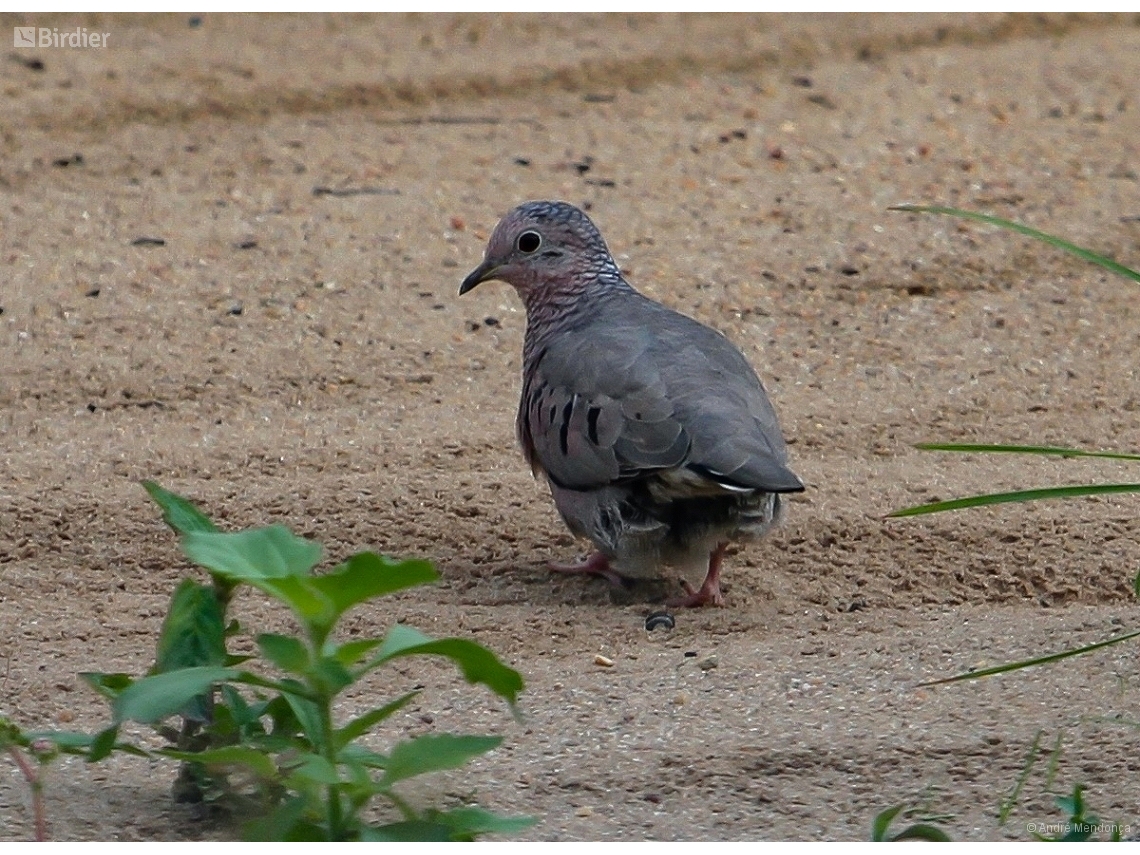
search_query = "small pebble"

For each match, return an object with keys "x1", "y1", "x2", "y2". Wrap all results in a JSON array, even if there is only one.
[
  {"x1": 53, "y1": 153, "x2": 83, "y2": 167},
  {"x1": 645, "y1": 611, "x2": 675, "y2": 631},
  {"x1": 594, "y1": 654, "x2": 614, "y2": 668},
  {"x1": 698, "y1": 655, "x2": 718, "y2": 671}
]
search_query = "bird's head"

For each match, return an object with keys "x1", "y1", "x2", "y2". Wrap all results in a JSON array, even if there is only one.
[{"x1": 459, "y1": 201, "x2": 622, "y2": 304}]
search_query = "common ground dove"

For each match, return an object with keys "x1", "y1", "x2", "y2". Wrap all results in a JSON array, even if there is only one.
[{"x1": 460, "y1": 201, "x2": 803, "y2": 607}]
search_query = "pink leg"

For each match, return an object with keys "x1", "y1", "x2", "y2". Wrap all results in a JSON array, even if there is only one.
[
  {"x1": 548, "y1": 552, "x2": 628, "y2": 587},
  {"x1": 667, "y1": 543, "x2": 728, "y2": 608}
]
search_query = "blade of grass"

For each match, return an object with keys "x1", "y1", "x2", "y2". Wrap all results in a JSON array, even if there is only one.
[
  {"x1": 1044, "y1": 732, "x2": 1064, "y2": 793},
  {"x1": 999, "y1": 730, "x2": 1043, "y2": 826},
  {"x1": 919, "y1": 627, "x2": 1140, "y2": 687},
  {"x1": 889, "y1": 205, "x2": 1140, "y2": 283},
  {"x1": 890, "y1": 483, "x2": 1140, "y2": 516},
  {"x1": 916, "y1": 443, "x2": 1140, "y2": 462}
]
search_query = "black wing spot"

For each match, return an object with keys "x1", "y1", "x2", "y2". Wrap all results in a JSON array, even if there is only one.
[
  {"x1": 586, "y1": 406, "x2": 602, "y2": 445},
  {"x1": 559, "y1": 398, "x2": 575, "y2": 456}
]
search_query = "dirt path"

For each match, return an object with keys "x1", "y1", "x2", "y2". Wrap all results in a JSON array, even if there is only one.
[{"x1": 3, "y1": 13, "x2": 1140, "y2": 841}]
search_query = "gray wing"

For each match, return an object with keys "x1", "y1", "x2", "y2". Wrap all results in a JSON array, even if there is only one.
[{"x1": 518, "y1": 295, "x2": 803, "y2": 495}]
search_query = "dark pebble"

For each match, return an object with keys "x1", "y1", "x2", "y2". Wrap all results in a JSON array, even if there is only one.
[
  {"x1": 483, "y1": 316, "x2": 500, "y2": 327},
  {"x1": 645, "y1": 611, "x2": 675, "y2": 631},
  {"x1": 85, "y1": 288, "x2": 100, "y2": 298},
  {"x1": 236, "y1": 240, "x2": 258, "y2": 250},
  {"x1": 53, "y1": 153, "x2": 83, "y2": 167},
  {"x1": 188, "y1": 15, "x2": 202, "y2": 27},
  {"x1": 513, "y1": 157, "x2": 531, "y2": 166},
  {"x1": 227, "y1": 304, "x2": 243, "y2": 316},
  {"x1": 792, "y1": 75, "x2": 813, "y2": 87},
  {"x1": 132, "y1": 236, "x2": 166, "y2": 246}
]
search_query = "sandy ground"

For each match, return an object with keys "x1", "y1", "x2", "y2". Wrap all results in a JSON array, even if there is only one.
[{"x1": 2, "y1": 12, "x2": 1140, "y2": 841}]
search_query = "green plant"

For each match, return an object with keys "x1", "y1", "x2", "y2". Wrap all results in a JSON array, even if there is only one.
[
  {"x1": 1032, "y1": 785, "x2": 1123, "y2": 842},
  {"x1": 2, "y1": 719, "x2": 56, "y2": 841},
  {"x1": 871, "y1": 803, "x2": 952, "y2": 841},
  {"x1": 33, "y1": 483, "x2": 532, "y2": 841},
  {"x1": 889, "y1": 206, "x2": 1140, "y2": 681},
  {"x1": 887, "y1": 207, "x2": 1136, "y2": 840}
]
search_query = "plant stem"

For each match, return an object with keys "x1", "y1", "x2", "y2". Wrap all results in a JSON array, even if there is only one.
[
  {"x1": 7, "y1": 745, "x2": 48, "y2": 841},
  {"x1": 316, "y1": 694, "x2": 344, "y2": 838}
]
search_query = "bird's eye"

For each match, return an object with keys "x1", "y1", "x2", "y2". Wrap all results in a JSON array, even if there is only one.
[{"x1": 517, "y1": 230, "x2": 542, "y2": 253}]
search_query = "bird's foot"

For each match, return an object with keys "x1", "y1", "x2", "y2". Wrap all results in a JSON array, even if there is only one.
[
  {"x1": 666, "y1": 542, "x2": 728, "y2": 608},
  {"x1": 548, "y1": 552, "x2": 630, "y2": 588},
  {"x1": 667, "y1": 576, "x2": 726, "y2": 608}
]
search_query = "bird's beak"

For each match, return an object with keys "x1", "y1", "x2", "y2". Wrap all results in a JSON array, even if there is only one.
[{"x1": 459, "y1": 259, "x2": 503, "y2": 295}]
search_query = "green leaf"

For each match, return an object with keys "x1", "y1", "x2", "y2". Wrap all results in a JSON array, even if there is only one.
[
  {"x1": 20, "y1": 730, "x2": 86, "y2": 751},
  {"x1": 113, "y1": 666, "x2": 238, "y2": 724},
  {"x1": 338, "y1": 743, "x2": 389, "y2": 769},
  {"x1": 79, "y1": 672, "x2": 134, "y2": 701},
  {"x1": 258, "y1": 633, "x2": 310, "y2": 674},
  {"x1": 183, "y1": 526, "x2": 323, "y2": 581},
  {"x1": 151, "y1": 580, "x2": 228, "y2": 722},
  {"x1": 364, "y1": 808, "x2": 535, "y2": 842},
  {"x1": 161, "y1": 745, "x2": 279, "y2": 779},
  {"x1": 889, "y1": 205, "x2": 1140, "y2": 284},
  {"x1": 334, "y1": 690, "x2": 420, "y2": 750},
  {"x1": 307, "y1": 657, "x2": 354, "y2": 697},
  {"x1": 429, "y1": 806, "x2": 536, "y2": 836},
  {"x1": 370, "y1": 624, "x2": 524, "y2": 707},
  {"x1": 920, "y1": 628, "x2": 1140, "y2": 686},
  {"x1": 311, "y1": 553, "x2": 438, "y2": 616},
  {"x1": 890, "y1": 823, "x2": 952, "y2": 842},
  {"x1": 183, "y1": 527, "x2": 331, "y2": 629},
  {"x1": 889, "y1": 483, "x2": 1140, "y2": 517},
  {"x1": 379, "y1": 733, "x2": 502, "y2": 788},
  {"x1": 872, "y1": 804, "x2": 904, "y2": 841},
  {"x1": 155, "y1": 579, "x2": 228, "y2": 672},
  {"x1": 142, "y1": 480, "x2": 219, "y2": 534},
  {"x1": 871, "y1": 804, "x2": 950, "y2": 842},
  {"x1": 285, "y1": 751, "x2": 340, "y2": 785},
  {"x1": 329, "y1": 638, "x2": 384, "y2": 668},
  {"x1": 279, "y1": 690, "x2": 326, "y2": 746},
  {"x1": 363, "y1": 820, "x2": 456, "y2": 842},
  {"x1": 87, "y1": 725, "x2": 121, "y2": 762},
  {"x1": 915, "y1": 442, "x2": 1140, "y2": 461},
  {"x1": 242, "y1": 796, "x2": 319, "y2": 842}
]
